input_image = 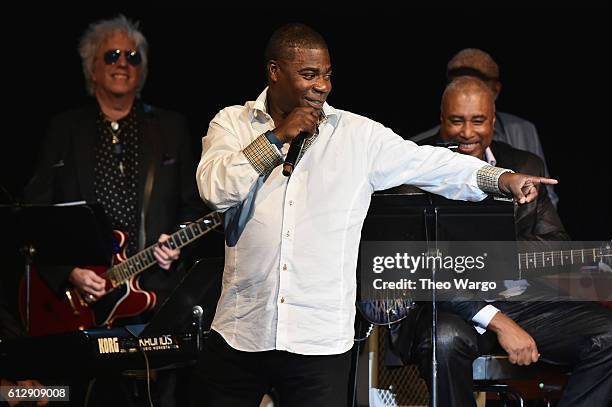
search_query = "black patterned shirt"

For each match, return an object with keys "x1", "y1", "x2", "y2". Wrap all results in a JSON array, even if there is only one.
[{"x1": 93, "y1": 106, "x2": 141, "y2": 256}]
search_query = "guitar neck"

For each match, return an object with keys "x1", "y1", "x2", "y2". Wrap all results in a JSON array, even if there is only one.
[
  {"x1": 518, "y1": 246, "x2": 611, "y2": 271},
  {"x1": 105, "y1": 211, "x2": 222, "y2": 287}
]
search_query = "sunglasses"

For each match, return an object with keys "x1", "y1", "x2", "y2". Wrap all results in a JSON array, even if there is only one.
[{"x1": 103, "y1": 49, "x2": 142, "y2": 66}]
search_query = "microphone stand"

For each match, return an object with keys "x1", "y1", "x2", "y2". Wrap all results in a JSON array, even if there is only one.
[
  {"x1": 21, "y1": 244, "x2": 36, "y2": 333},
  {"x1": 425, "y1": 206, "x2": 439, "y2": 407},
  {"x1": 431, "y1": 244, "x2": 439, "y2": 407},
  {"x1": 429, "y1": 142, "x2": 456, "y2": 407}
]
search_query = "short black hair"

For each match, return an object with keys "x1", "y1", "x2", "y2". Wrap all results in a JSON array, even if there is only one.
[
  {"x1": 446, "y1": 48, "x2": 500, "y2": 83},
  {"x1": 264, "y1": 23, "x2": 328, "y2": 64},
  {"x1": 441, "y1": 76, "x2": 496, "y2": 113}
]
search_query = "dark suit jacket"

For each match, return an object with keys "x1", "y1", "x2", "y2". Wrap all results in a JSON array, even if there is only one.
[
  {"x1": 492, "y1": 140, "x2": 568, "y2": 242},
  {"x1": 24, "y1": 103, "x2": 208, "y2": 299},
  {"x1": 417, "y1": 135, "x2": 570, "y2": 321}
]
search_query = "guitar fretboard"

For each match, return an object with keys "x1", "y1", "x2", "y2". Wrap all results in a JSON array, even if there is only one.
[
  {"x1": 105, "y1": 212, "x2": 222, "y2": 287},
  {"x1": 518, "y1": 247, "x2": 611, "y2": 271}
]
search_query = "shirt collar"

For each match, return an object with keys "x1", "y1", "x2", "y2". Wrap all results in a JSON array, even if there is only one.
[
  {"x1": 484, "y1": 146, "x2": 497, "y2": 166},
  {"x1": 247, "y1": 87, "x2": 338, "y2": 127}
]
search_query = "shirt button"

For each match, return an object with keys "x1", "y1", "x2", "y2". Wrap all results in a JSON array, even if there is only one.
[
  {"x1": 282, "y1": 264, "x2": 288, "y2": 271},
  {"x1": 289, "y1": 200, "x2": 294, "y2": 206},
  {"x1": 285, "y1": 231, "x2": 291, "y2": 238},
  {"x1": 280, "y1": 297, "x2": 285, "y2": 303}
]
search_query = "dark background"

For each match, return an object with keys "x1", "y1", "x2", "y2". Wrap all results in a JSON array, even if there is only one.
[{"x1": 2, "y1": 6, "x2": 610, "y2": 240}]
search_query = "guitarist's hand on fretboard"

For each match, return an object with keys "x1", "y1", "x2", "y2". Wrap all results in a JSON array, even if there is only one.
[
  {"x1": 154, "y1": 233, "x2": 181, "y2": 270},
  {"x1": 69, "y1": 267, "x2": 107, "y2": 302}
]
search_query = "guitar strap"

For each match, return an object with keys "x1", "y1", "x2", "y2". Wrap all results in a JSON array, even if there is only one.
[{"x1": 139, "y1": 107, "x2": 160, "y2": 251}]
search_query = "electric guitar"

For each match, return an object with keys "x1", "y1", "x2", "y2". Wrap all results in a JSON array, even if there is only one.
[
  {"x1": 357, "y1": 243, "x2": 612, "y2": 326},
  {"x1": 22, "y1": 211, "x2": 223, "y2": 336}
]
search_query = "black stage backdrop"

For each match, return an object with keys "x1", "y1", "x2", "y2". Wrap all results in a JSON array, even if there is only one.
[{"x1": 2, "y1": 6, "x2": 610, "y2": 240}]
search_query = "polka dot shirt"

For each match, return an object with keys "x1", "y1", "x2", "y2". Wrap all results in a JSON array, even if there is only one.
[{"x1": 94, "y1": 107, "x2": 141, "y2": 256}]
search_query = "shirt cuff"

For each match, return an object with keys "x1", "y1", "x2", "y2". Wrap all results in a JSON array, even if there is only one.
[
  {"x1": 472, "y1": 304, "x2": 500, "y2": 334},
  {"x1": 242, "y1": 134, "x2": 283, "y2": 176},
  {"x1": 264, "y1": 130, "x2": 284, "y2": 150},
  {"x1": 476, "y1": 165, "x2": 514, "y2": 196}
]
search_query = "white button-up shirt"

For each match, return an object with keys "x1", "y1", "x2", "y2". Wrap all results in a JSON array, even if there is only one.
[{"x1": 197, "y1": 88, "x2": 489, "y2": 355}]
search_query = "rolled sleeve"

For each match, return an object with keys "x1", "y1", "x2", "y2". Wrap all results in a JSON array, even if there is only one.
[{"x1": 197, "y1": 117, "x2": 266, "y2": 211}]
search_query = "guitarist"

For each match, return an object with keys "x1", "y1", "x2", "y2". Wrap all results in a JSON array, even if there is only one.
[
  {"x1": 395, "y1": 76, "x2": 612, "y2": 407},
  {"x1": 24, "y1": 14, "x2": 207, "y2": 311},
  {"x1": 22, "y1": 15, "x2": 209, "y2": 407}
]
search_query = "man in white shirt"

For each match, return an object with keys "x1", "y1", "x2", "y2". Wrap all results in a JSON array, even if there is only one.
[{"x1": 194, "y1": 23, "x2": 557, "y2": 407}]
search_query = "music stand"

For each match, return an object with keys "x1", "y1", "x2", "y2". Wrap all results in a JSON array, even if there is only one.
[
  {"x1": 7, "y1": 202, "x2": 114, "y2": 332},
  {"x1": 360, "y1": 188, "x2": 515, "y2": 407},
  {"x1": 139, "y1": 257, "x2": 223, "y2": 339},
  {"x1": 428, "y1": 194, "x2": 514, "y2": 406}
]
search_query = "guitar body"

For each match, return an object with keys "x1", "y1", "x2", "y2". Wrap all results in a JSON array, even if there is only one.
[
  {"x1": 22, "y1": 266, "x2": 156, "y2": 337},
  {"x1": 20, "y1": 211, "x2": 222, "y2": 336},
  {"x1": 21, "y1": 230, "x2": 156, "y2": 336},
  {"x1": 92, "y1": 271, "x2": 156, "y2": 327}
]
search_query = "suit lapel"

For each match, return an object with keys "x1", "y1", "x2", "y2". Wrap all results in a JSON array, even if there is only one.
[
  {"x1": 490, "y1": 141, "x2": 517, "y2": 170},
  {"x1": 491, "y1": 141, "x2": 535, "y2": 229},
  {"x1": 136, "y1": 105, "x2": 162, "y2": 248},
  {"x1": 137, "y1": 107, "x2": 159, "y2": 212}
]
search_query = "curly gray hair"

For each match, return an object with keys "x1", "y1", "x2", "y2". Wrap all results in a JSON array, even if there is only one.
[{"x1": 78, "y1": 14, "x2": 148, "y2": 97}]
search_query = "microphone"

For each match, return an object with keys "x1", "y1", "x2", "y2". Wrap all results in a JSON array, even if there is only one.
[
  {"x1": 192, "y1": 305, "x2": 204, "y2": 351},
  {"x1": 282, "y1": 132, "x2": 309, "y2": 177}
]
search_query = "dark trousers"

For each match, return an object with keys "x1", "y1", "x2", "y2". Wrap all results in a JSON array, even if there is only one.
[
  {"x1": 190, "y1": 330, "x2": 352, "y2": 407},
  {"x1": 85, "y1": 369, "x2": 180, "y2": 407},
  {"x1": 406, "y1": 298, "x2": 612, "y2": 407}
]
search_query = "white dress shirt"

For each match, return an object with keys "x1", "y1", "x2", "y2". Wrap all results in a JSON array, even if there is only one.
[{"x1": 197, "y1": 88, "x2": 496, "y2": 355}]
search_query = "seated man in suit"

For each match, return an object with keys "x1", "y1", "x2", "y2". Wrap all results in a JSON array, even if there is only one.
[{"x1": 396, "y1": 76, "x2": 612, "y2": 407}]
